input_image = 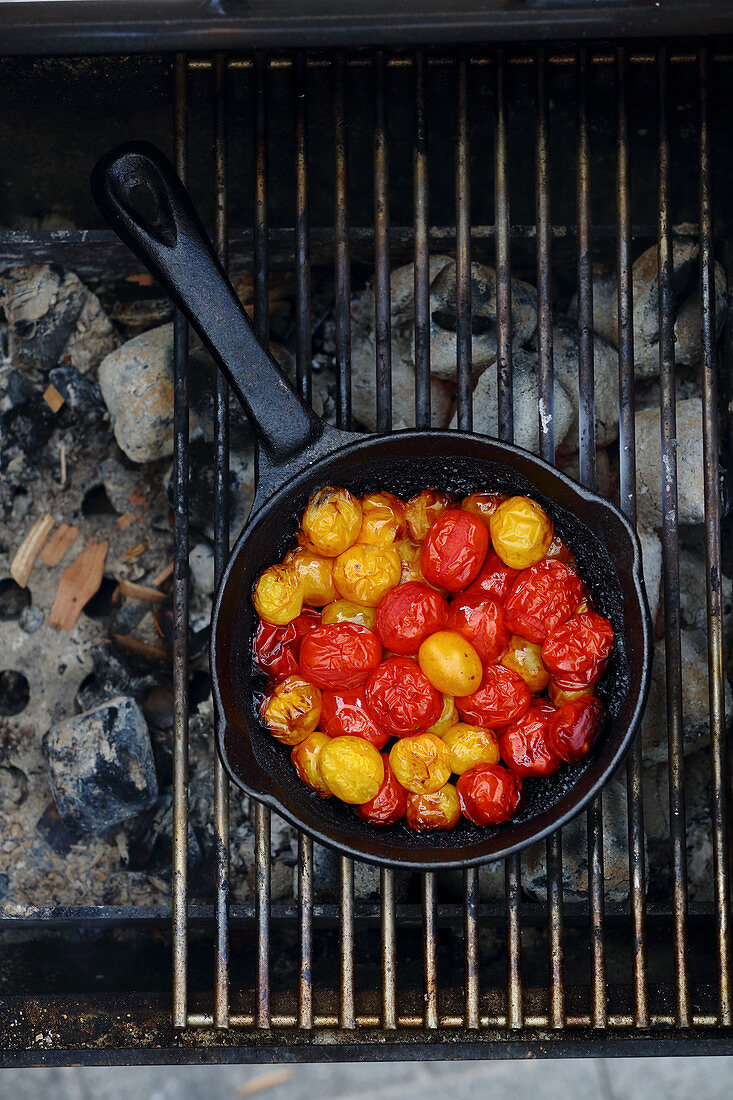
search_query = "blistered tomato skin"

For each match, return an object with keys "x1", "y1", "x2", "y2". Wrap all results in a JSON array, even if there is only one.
[
  {"x1": 260, "y1": 675, "x2": 322, "y2": 746},
  {"x1": 489, "y1": 496, "x2": 553, "y2": 570},
  {"x1": 456, "y1": 764, "x2": 523, "y2": 825},
  {"x1": 418, "y1": 630, "x2": 483, "y2": 697},
  {"x1": 299, "y1": 623, "x2": 382, "y2": 690},
  {"x1": 405, "y1": 489, "x2": 455, "y2": 541},
  {"x1": 548, "y1": 681, "x2": 595, "y2": 708},
  {"x1": 301, "y1": 486, "x2": 363, "y2": 557},
  {"x1": 405, "y1": 784, "x2": 461, "y2": 831},
  {"x1": 421, "y1": 511, "x2": 489, "y2": 593},
  {"x1": 503, "y1": 559, "x2": 584, "y2": 644},
  {"x1": 321, "y1": 599, "x2": 376, "y2": 629},
  {"x1": 254, "y1": 609, "x2": 320, "y2": 679},
  {"x1": 356, "y1": 758, "x2": 408, "y2": 825},
  {"x1": 461, "y1": 491, "x2": 507, "y2": 528},
  {"x1": 441, "y1": 723, "x2": 500, "y2": 775},
  {"x1": 457, "y1": 665, "x2": 532, "y2": 729},
  {"x1": 320, "y1": 687, "x2": 389, "y2": 749},
  {"x1": 319, "y1": 736, "x2": 385, "y2": 803},
  {"x1": 389, "y1": 732, "x2": 452, "y2": 794},
  {"x1": 333, "y1": 544, "x2": 402, "y2": 606},
  {"x1": 375, "y1": 581, "x2": 449, "y2": 655},
  {"x1": 465, "y1": 550, "x2": 520, "y2": 605},
  {"x1": 291, "y1": 731, "x2": 332, "y2": 796},
  {"x1": 546, "y1": 698, "x2": 604, "y2": 762},
  {"x1": 499, "y1": 705, "x2": 561, "y2": 777},
  {"x1": 427, "y1": 694, "x2": 459, "y2": 737},
  {"x1": 366, "y1": 657, "x2": 443, "y2": 736},
  {"x1": 446, "y1": 594, "x2": 510, "y2": 665},
  {"x1": 546, "y1": 534, "x2": 575, "y2": 565},
  {"x1": 357, "y1": 491, "x2": 407, "y2": 547},
  {"x1": 500, "y1": 634, "x2": 550, "y2": 693},
  {"x1": 253, "y1": 564, "x2": 304, "y2": 626},
  {"x1": 542, "y1": 611, "x2": 615, "y2": 690},
  {"x1": 283, "y1": 548, "x2": 337, "y2": 606}
]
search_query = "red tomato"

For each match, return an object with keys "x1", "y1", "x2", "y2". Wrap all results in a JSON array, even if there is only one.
[
  {"x1": 503, "y1": 559, "x2": 584, "y2": 644},
  {"x1": 374, "y1": 581, "x2": 449, "y2": 655},
  {"x1": 366, "y1": 656, "x2": 443, "y2": 737},
  {"x1": 420, "y1": 511, "x2": 489, "y2": 593},
  {"x1": 546, "y1": 697, "x2": 604, "y2": 762},
  {"x1": 446, "y1": 594, "x2": 510, "y2": 665},
  {"x1": 456, "y1": 665, "x2": 531, "y2": 729},
  {"x1": 356, "y1": 758, "x2": 408, "y2": 825},
  {"x1": 498, "y1": 703, "x2": 562, "y2": 777},
  {"x1": 254, "y1": 609, "x2": 320, "y2": 678},
  {"x1": 541, "y1": 611, "x2": 614, "y2": 690},
  {"x1": 456, "y1": 764, "x2": 522, "y2": 825},
  {"x1": 320, "y1": 687, "x2": 389, "y2": 750},
  {"x1": 464, "y1": 549, "x2": 520, "y2": 605},
  {"x1": 299, "y1": 622, "x2": 382, "y2": 690}
]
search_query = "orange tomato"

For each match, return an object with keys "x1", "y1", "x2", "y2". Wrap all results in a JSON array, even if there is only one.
[
  {"x1": 253, "y1": 564, "x2": 304, "y2": 626},
  {"x1": 291, "y1": 731, "x2": 332, "y2": 796},
  {"x1": 333, "y1": 544, "x2": 401, "y2": 606},
  {"x1": 260, "y1": 674, "x2": 321, "y2": 746},
  {"x1": 389, "y1": 732, "x2": 452, "y2": 794},
  {"x1": 418, "y1": 630, "x2": 483, "y2": 697},
  {"x1": 301, "y1": 486, "x2": 362, "y2": 557}
]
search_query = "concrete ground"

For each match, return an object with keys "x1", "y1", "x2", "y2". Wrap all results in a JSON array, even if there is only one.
[{"x1": 1, "y1": 1058, "x2": 731, "y2": 1099}]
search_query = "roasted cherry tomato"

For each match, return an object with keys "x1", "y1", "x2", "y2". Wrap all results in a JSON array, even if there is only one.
[
  {"x1": 291, "y1": 731, "x2": 332, "y2": 796},
  {"x1": 260, "y1": 674, "x2": 321, "y2": 746},
  {"x1": 465, "y1": 549, "x2": 520, "y2": 605},
  {"x1": 405, "y1": 784, "x2": 461, "y2": 832},
  {"x1": 545, "y1": 533, "x2": 575, "y2": 566},
  {"x1": 374, "y1": 581, "x2": 449, "y2": 655},
  {"x1": 254, "y1": 608, "x2": 320, "y2": 679},
  {"x1": 321, "y1": 599, "x2": 376, "y2": 630},
  {"x1": 503, "y1": 559, "x2": 584, "y2": 644},
  {"x1": 500, "y1": 634, "x2": 550, "y2": 693},
  {"x1": 456, "y1": 665, "x2": 531, "y2": 729},
  {"x1": 546, "y1": 697, "x2": 604, "y2": 762},
  {"x1": 489, "y1": 495, "x2": 553, "y2": 570},
  {"x1": 395, "y1": 537, "x2": 423, "y2": 583},
  {"x1": 283, "y1": 548, "x2": 337, "y2": 606},
  {"x1": 456, "y1": 764, "x2": 522, "y2": 825},
  {"x1": 548, "y1": 681, "x2": 595, "y2": 708},
  {"x1": 333, "y1": 544, "x2": 402, "y2": 606},
  {"x1": 499, "y1": 704, "x2": 561, "y2": 777},
  {"x1": 253, "y1": 563, "x2": 304, "y2": 626},
  {"x1": 441, "y1": 723, "x2": 500, "y2": 775},
  {"x1": 319, "y1": 735, "x2": 385, "y2": 803},
  {"x1": 405, "y1": 489, "x2": 455, "y2": 541},
  {"x1": 461, "y1": 491, "x2": 507, "y2": 529},
  {"x1": 426, "y1": 694, "x2": 459, "y2": 737},
  {"x1": 299, "y1": 622, "x2": 382, "y2": 690},
  {"x1": 366, "y1": 656, "x2": 443, "y2": 736},
  {"x1": 418, "y1": 630, "x2": 483, "y2": 697},
  {"x1": 446, "y1": 594, "x2": 510, "y2": 665},
  {"x1": 356, "y1": 758, "x2": 408, "y2": 825},
  {"x1": 389, "y1": 732, "x2": 452, "y2": 794},
  {"x1": 357, "y1": 491, "x2": 407, "y2": 547},
  {"x1": 320, "y1": 686, "x2": 389, "y2": 749},
  {"x1": 542, "y1": 611, "x2": 614, "y2": 691},
  {"x1": 301, "y1": 486, "x2": 362, "y2": 557},
  {"x1": 421, "y1": 511, "x2": 489, "y2": 593}
]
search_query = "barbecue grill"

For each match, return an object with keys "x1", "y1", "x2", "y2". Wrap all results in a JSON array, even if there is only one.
[{"x1": 0, "y1": 3, "x2": 732, "y2": 1066}]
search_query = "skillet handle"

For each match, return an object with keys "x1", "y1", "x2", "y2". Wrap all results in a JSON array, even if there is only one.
[{"x1": 91, "y1": 141, "x2": 323, "y2": 464}]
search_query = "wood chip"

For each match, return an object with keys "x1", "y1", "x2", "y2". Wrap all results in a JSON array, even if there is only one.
[
  {"x1": 152, "y1": 560, "x2": 174, "y2": 587},
  {"x1": 236, "y1": 1071, "x2": 294, "y2": 1097},
  {"x1": 128, "y1": 488, "x2": 150, "y2": 509},
  {"x1": 49, "y1": 539, "x2": 108, "y2": 630},
  {"x1": 126, "y1": 272, "x2": 155, "y2": 286},
  {"x1": 116, "y1": 512, "x2": 136, "y2": 529},
  {"x1": 43, "y1": 384, "x2": 65, "y2": 413},
  {"x1": 10, "y1": 514, "x2": 55, "y2": 587},
  {"x1": 126, "y1": 542, "x2": 147, "y2": 559},
  {"x1": 111, "y1": 633, "x2": 168, "y2": 664},
  {"x1": 60, "y1": 441, "x2": 66, "y2": 486},
  {"x1": 118, "y1": 579, "x2": 166, "y2": 603},
  {"x1": 40, "y1": 524, "x2": 79, "y2": 567}
]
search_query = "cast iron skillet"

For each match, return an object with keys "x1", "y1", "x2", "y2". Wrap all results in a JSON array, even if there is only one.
[{"x1": 92, "y1": 141, "x2": 653, "y2": 871}]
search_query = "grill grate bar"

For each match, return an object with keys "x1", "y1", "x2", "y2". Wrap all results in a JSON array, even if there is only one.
[
  {"x1": 455, "y1": 52, "x2": 472, "y2": 431},
  {"x1": 298, "y1": 835, "x2": 314, "y2": 1028},
  {"x1": 423, "y1": 872, "x2": 439, "y2": 1028},
  {"x1": 339, "y1": 856, "x2": 356, "y2": 1029},
  {"x1": 333, "y1": 52, "x2": 351, "y2": 430},
  {"x1": 294, "y1": 52, "x2": 312, "y2": 405},
  {"x1": 464, "y1": 867, "x2": 480, "y2": 1029},
  {"x1": 374, "y1": 50, "x2": 392, "y2": 432},
  {"x1": 698, "y1": 44, "x2": 732, "y2": 1026},
  {"x1": 381, "y1": 868, "x2": 398, "y2": 1029},
  {"x1": 414, "y1": 49, "x2": 431, "y2": 429}
]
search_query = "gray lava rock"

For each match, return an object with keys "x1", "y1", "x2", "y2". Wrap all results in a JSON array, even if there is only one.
[
  {"x1": 678, "y1": 545, "x2": 733, "y2": 634},
  {"x1": 350, "y1": 255, "x2": 454, "y2": 335},
  {"x1": 449, "y1": 348, "x2": 575, "y2": 452},
  {"x1": 673, "y1": 260, "x2": 726, "y2": 366},
  {"x1": 19, "y1": 606, "x2": 44, "y2": 634},
  {"x1": 301, "y1": 842, "x2": 411, "y2": 903},
  {"x1": 635, "y1": 398, "x2": 705, "y2": 527},
  {"x1": 189, "y1": 542, "x2": 215, "y2": 597},
  {"x1": 568, "y1": 263, "x2": 619, "y2": 347},
  {"x1": 638, "y1": 524, "x2": 663, "y2": 626},
  {"x1": 349, "y1": 332, "x2": 453, "y2": 431},
  {"x1": 550, "y1": 316, "x2": 619, "y2": 450},
  {"x1": 48, "y1": 365, "x2": 106, "y2": 418},
  {"x1": 43, "y1": 695, "x2": 159, "y2": 834}
]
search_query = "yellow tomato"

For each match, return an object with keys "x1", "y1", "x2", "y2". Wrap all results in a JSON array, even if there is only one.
[
  {"x1": 461, "y1": 491, "x2": 506, "y2": 529},
  {"x1": 405, "y1": 784, "x2": 461, "y2": 831},
  {"x1": 291, "y1": 731, "x2": 332, "y2": 796},
  {"x1": 252, "y1": 564, "x2": 304, "y2": 626},
  {"x1": 283, "y1": 548, "x2": 337, "y2": 607},
  {"x1": 321, "y1": 598, "x2": 376, "y2": 629},
  {"x1": 333, "y1": 544, "x2": 401, "y2": 606},
  {"x1": 489, "y1": 495, "x2": 553, "y2": 570},
  {"x1": 548, "y1": 681, "x2": 595, "y2": 707},
  {"x1": 405, "y1": 489, "x2": 454, "y2": 542},
  {"x1": 440, "y1": 723, "x2": 500, "y2": 775},
  {"x1": 501, "y1": 634, "x2": 550, "y2": 692},
  {"x1": 418, "y1": 630, "x2": 483, "y2": 697},
  {"x1": 319, "y1": 735, "x2": 384, "y2": 803},
  {"x1": 426, "y1": 694, "x2": 459, "y2": 737},
  {"x1": 301, "y1": 486, "x2": 362, "y2": 557},
  {"x1": 260, "y1": 675, "x2": 321, "y2": 746},
  {"x1": 389, "y1": 733, "x2": 452, "y2": 795},
  {"x1": 357, "y1": 491, "x2": 407, "y2": 547}
]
